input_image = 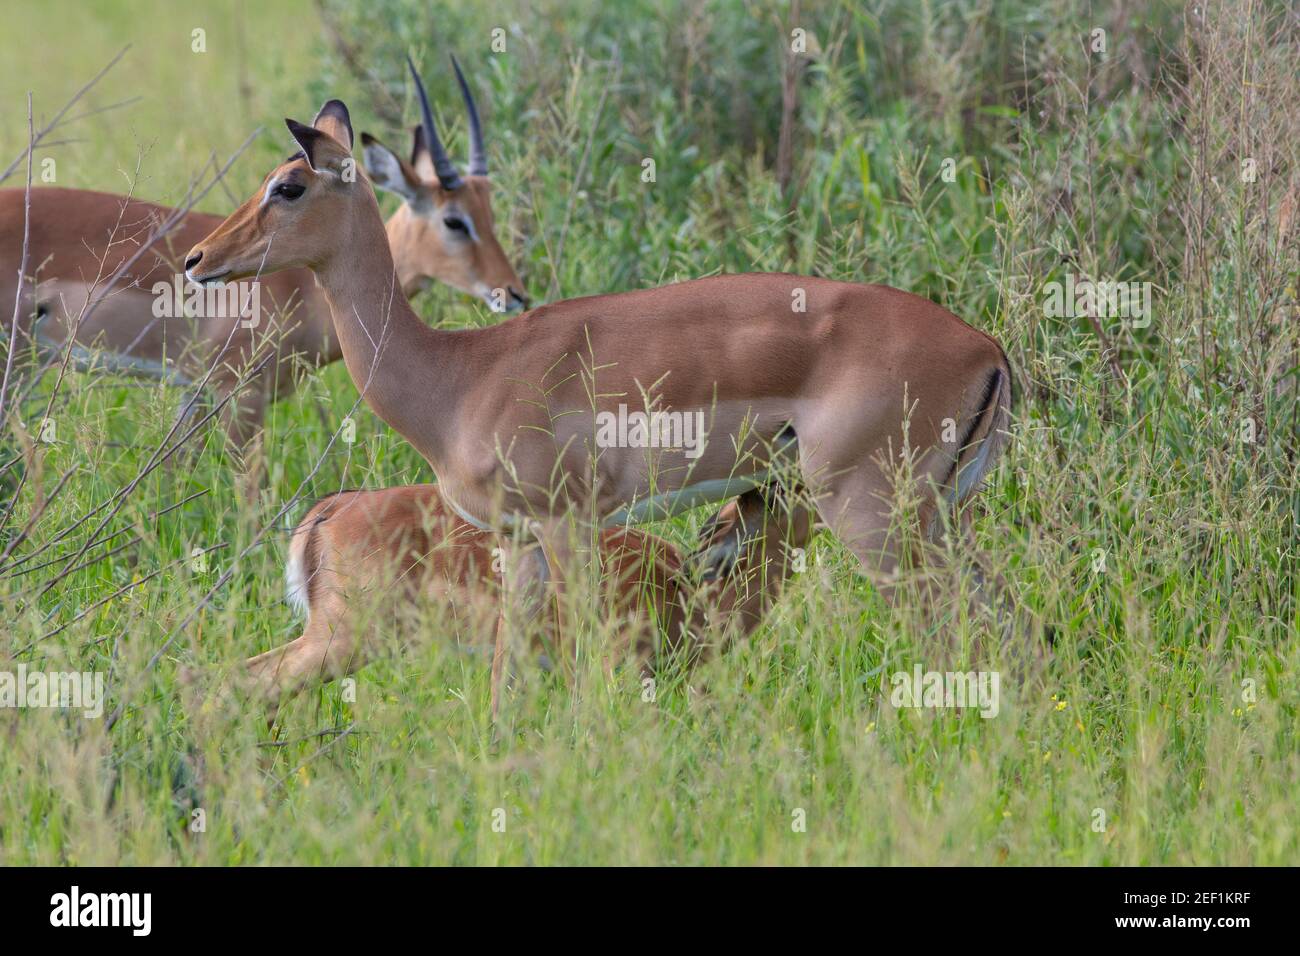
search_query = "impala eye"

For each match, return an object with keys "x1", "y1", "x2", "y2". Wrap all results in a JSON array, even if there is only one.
[
  {"x1": 274, "y1": 182, "x2": 305, "y2": 201},
  {"x1": 443, "y1": 216, "x2": 469, "y2": 234}
]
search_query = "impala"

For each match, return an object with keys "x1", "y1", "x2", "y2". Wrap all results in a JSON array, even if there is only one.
[
  {"x1": 0, "y1": 58, "x2": 523, "y2": 451},
  {"x1": 185, "y1": 72, "x2": 1012, "y2": 714},
  {"x1": 247, "y1": 483, "x2": 812, "y2": 715}
]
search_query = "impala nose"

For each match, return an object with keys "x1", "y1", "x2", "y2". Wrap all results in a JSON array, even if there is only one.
[
  {"x1": 184, "y1": 251, "x2": 203, "y2": 273},
  {"x1": 509, "y1": 287, "x2": 529, "y2": 311}
]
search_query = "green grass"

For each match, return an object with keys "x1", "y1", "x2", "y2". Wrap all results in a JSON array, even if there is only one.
[
  {"x1": 1, "y1": 0, "x2": 1297, "y2": 864},
  {"x1": 0, "y1": 0, "x2": 323, "y2": 208}
]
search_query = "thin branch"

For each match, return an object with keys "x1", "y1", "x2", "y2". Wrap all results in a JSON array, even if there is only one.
[
  {"x1": 104, "y1": 274, "x2": 401, "y2": 731},
  {"x1": 0, "y1": 463, "x2": 75, "y2": 564},
  {"x1": 0, "y1": 129, "x2": 261, "y2": 564},
  {"x1": 0, "y1": 94, "x2": 35, "y2": 425},
  {"x1": 35, "y1": 350, "x2": 271, "y2": 599},
  {"x1": 257, "y1": 725, "x2": 367, "y2": 749},
  {"x1": 272, "y1": 723, "x2": 357, "y2": 790},
  {"x1": 4, "y1": 488, "x2": 208, "y2": 579},
  {"x1": 313, "y1": 0, "x2": 404, "y2": 127},
  {"x1": 0, "y1": 46, "x2": 131, "y2": 185},
  {"x1": 24, "y1": 542, "x2": 228, "y2": 649}
]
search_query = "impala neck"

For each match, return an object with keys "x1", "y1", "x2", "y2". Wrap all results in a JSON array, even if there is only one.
[
  {"x1": 286, "y1": 281, "x2": 341, "y2": 367},
  {"x1": 313, "y1": 205, "x2": 461, "y2": 469}
]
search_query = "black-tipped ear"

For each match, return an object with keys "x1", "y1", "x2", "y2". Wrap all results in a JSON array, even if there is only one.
[
  {"x1": 312, "y1": 99, "x2": 354, "y2": 151},
  {"x1": 286, "y1": 118, "x2": 327, "y2": 171}
]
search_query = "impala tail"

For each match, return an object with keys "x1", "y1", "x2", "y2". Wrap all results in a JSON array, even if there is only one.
[
  {"x1": 943, "y1": 358, "x2": 1012, "y2": 516},
  {"x1": 283, "y1": 493, "x2": 341, "y2": 617}
]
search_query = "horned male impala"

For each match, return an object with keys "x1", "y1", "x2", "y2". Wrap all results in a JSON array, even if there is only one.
[
  {"x1": 0, "y1": 58, "x2": 523, "y2": 451},
  {"x1": 185, "y1": 69, "x2": 1012, "y2": 714},
  {"x1": 246, "y1": 483, "x2": 812, "y2": 716}
]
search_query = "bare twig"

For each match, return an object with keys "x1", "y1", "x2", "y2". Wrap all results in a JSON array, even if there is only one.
[
  {"x1": 27, "y1": 128, "x2": 261, "y2": 446},
  {"x1": 271, "y1": 723, "x2": 357, "y2": 790},
  {"x1": 313, "y1": 0, "x2": 404, "y2": 127},
  {"x1": 0, "y1": 94, "x2": 35, "y2": 426},
  {"x1": 0, "y1": 46, "x2": 131, "y2": 185},
  {"x1": 24, "y1": 542, "x2": 228, "y2": 649},
  {"x1": 4, "y1": 488, "x2": 207, "y2": 579},
  {"x1": 104, "y1": 269, "x2": 407, "y2": 731},
  {"x1": 35, "y1": 350, "x2": 272, "y2": 598},
  {"x1": 257, "y1": 725, "x2": 367, "y2": 749},
  {"x1": 0, "y1": 130, "x2": 260, "y2": 565},
  {"x1": 0, "y1": 463, "x2": 75, "y2": 564}
]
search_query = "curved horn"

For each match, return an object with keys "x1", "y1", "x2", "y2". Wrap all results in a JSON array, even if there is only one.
[
  {"x1": 450, "y1": 54, "x2": 487, "y2": 177},
  {"x1": 406, "y1": 54, "x2": 463, "y2": 190}
]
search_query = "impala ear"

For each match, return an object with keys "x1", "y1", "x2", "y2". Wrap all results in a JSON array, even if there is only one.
[
  {"x1": 409, "y1": 124, "x2": 436, "y2": 184},
  {"x1": 286, "y1": 118, "x2": 352, "y2": 176},
  {"x1": 312, "y1": 99, "x2": 354, "y2": 152},
  {"x1": 286, "y1": 118, "x2": 323, "y2": 163},
  {"x1": 361, "y1": 132, "x2": 422, "y2": 202}
]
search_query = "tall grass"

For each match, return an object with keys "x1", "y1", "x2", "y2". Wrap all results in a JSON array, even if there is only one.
[{"x1": 0, "y1": 0, "x2": 1296, "y2": 864}]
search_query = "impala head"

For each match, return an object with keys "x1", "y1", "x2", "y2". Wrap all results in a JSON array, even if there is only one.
[
  {"x1": 361, "y1": 56, "x2": 527, "y2": 312},
  {"x1": 185, "y1": 99, "x2": 373, "y2": 286}
]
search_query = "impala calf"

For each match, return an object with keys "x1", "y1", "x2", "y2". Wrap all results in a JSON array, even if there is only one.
[
  {"x1": 185, "y1": 72, "x2": 1013, "y2": 716},
  {"x1": 246, "y1": 485, "x2": 809, "y2": 715},
  {"x1": 0, "y1": 57, "x2": 522, "y2": 452}
]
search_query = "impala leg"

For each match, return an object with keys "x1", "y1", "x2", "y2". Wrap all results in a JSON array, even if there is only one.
[
  {"x1": 812, "y1": 470, "x2": 921, "y2": 599},
  {"x1": 535, "y1": 518, "x2": 585, "y2": 676},
  {"x1": 819, "y1": 464, "x2": 1000, "y2": 662},
  {"x1": 489, "y1": 536, "x2": 550, "y2": 724},
  {"x1": 244, "y1": 611, "x2": 362, "y2": 722}
]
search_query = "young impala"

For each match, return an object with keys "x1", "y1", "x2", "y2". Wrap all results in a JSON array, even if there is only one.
[
  {"x1": 0, "y1": 58, "x2": 524, "y2": 451},
  {"x1": 247, "y1": 483, "x2": 813, "y2": 716},
  {"x1": 185, "y1": 69, "x2": 1012, "y2": 715}
]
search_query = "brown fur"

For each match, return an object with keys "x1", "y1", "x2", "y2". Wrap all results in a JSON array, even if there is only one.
[
  {"x1": 0, "y1": 90, "x2": 522, "y2": 452},
  {"x1": 188, "y1": 100, "x2": 1013, "y2": 717},
  {"x1": 247, "y1": 485, "x2": 810, "y2": 716}
]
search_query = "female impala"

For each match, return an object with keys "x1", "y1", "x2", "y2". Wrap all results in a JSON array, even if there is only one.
[
  {"x1": 185, "y1": 70, "x2": 1012, "y2": 713},
  {"x1": 0, "y1": 58, "x2": 524, "y2": 450},
  {"x1": 248, "y1": 483, "x2": 812, "y2": 715}
]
